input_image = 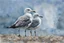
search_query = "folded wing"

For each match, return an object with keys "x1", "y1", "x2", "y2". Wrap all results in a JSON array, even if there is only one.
[
  {"x1": 9, "y1": 15, "x2": 31, "y2": 28},
  {"x1": 27, "y1": 19, "x2": 39, "y2": 29}
]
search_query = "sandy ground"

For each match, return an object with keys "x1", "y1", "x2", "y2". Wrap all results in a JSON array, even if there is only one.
[{"x1": 0, "y1": 34, "x2": 64, "y2": 43}]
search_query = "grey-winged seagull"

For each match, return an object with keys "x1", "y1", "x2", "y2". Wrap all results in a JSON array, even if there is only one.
[
  {"x1": 7, "y1": 8, "x2": 34, "y2": 36},
  {"x1": 27, "y1": 13, "x2": 43, "y2": 36}
]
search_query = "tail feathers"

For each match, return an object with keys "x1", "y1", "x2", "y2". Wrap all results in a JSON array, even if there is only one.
[{"x1": 6, "y1": 24, "x2": 17, "y2": 28}]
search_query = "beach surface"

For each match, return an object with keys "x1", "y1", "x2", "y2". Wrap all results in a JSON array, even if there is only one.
[{"x1": 0, "y1": 34, "x2": 64, "y2": 43}]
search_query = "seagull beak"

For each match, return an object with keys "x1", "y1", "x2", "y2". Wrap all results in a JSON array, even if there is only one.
[
  {"x1": 32, "y1": 10, "x2": 36, "y2": 13},
  {"x1": 39, "y1": 16, "x2": 43, "y2": 18}
]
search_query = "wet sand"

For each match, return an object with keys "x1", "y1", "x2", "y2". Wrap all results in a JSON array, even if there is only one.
[{"x1": 0, "y1": 34, "x2": 64, "y2": 43}]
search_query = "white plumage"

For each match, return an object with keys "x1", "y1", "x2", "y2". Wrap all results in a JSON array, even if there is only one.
[
  {"x1": 27, "y1": 13, "x2": 43, "y2": 36},
  {"x1": 7, "y1": 8, "x2": 34, "y2": 36}
]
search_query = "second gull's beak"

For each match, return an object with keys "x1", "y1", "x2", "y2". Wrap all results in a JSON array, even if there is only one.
[
  {"x1": 32, "y1": 10, "x2": 36, "y2": 13},
  {"x1": 39, "y1": 16, "x2": 43, "y2": 18}
]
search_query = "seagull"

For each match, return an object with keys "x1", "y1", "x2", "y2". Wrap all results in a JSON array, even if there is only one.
[
  {"x1": 7, "y1": 8, "x2": 35, "y2": 37},
  {"x1": 27, "y1": 13, "x2": 43, "y2": 36}
]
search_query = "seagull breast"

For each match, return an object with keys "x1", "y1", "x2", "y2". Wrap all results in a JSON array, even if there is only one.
[{"x1": 27, "y1": 17, "x2": 41, "y2": 30}]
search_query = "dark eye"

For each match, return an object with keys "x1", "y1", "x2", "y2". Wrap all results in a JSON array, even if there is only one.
[
  {"x1": 27, "y1": 9, "x2": 30, "y2": 11},
  {"x1": 37, "y1": 15, "x2": 39, "y2": 16},
  {"x1": 33, "y1": 11, "x2": 36, "y2": 13}
]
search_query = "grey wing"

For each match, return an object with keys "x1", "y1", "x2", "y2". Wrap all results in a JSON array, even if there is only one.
[
  {"x1": 28, "y1": 20, "x2": 39, "y2": 28},
  {"x1": 14, "y1": 15, "x2": 30, "y2": 24},
  {"x1": 15, "y1": 19, "x2": 31, "y2": 27},
  {"x1": 9, "y1": 18, "x2": 31, "y2": 28}
]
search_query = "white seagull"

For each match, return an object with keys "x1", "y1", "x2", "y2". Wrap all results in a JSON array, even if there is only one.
[
  {"x1": 7, "y1": 8, "x2": 35, "y2": 36},
  {"x1": 27, "y1": 13, "x2": 43, "y2": 36}
]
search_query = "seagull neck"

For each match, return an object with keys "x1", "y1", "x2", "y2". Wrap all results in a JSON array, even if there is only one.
[
  {"x1": 25, "y1": 13, "x2": 33, "y2": 22},
  {"x1": 25, "y1": 13, "x2": 31, "y2": 16},
  {"x1": 25, "y1": 13, "x2": 33, "y2": 19}
]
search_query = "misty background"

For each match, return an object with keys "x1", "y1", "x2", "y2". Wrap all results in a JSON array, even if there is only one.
[{"x1": 0, "y1": 0, "x2": 64, "y2": 36}]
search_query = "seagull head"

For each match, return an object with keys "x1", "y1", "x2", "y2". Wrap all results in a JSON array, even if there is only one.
[
  {"x1": 24, "y1": 8, "x2": 33, "y2": 13},
  {"x1": 33, "y1": 13, "x2": 43, "y2": 18},
  {"x1": 24, "y1": 8, "x2": 36, "y2": 13}
]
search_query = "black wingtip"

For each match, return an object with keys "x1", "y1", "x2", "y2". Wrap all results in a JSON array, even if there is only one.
[
  {"x1": 4, "y1": 24, "x2": 16, "y2": 28},
  {"x1": 4, "y1": 26, "x2": 10, "y2": 28},
  {"x1": 6, "y1": 26, "x2": 11, "y2": 28},
  {"x1": 3, "y1": 25, "x2": 9, "y2": 28}
]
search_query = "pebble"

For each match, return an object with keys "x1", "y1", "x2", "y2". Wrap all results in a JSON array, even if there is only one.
[{"x1": 0, "y1": 34, "x2": 64, "y2": 43}]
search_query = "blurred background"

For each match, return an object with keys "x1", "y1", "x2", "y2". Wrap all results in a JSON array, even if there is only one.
[{"x1": 0, "y1": 0, "x2": 64, "y2": 36}]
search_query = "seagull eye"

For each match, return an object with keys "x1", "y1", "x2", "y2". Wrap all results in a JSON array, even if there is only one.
[
  {"x1": 37, "y1": 15, "x2": 39, "y2": 16},
  {"x1": 33, "y1": 11, "x2": 36, "y2": 13},
  {"x1": 27, "y1": 9, "x2": 30, "y2": 11}
]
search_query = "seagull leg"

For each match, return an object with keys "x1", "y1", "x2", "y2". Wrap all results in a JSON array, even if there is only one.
[
  {"x1": 30, "y1": 30, "x2": 32, "y2": 36},
  {"x1": 25, "y1": 30, "x2": 26, "y2": 37},
  {"x1": 18, "y1": 28, "x2": 21, "y2": 37},
  {"x1": 34, "y1": 30, "x2": 36, "y2": 36}
]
